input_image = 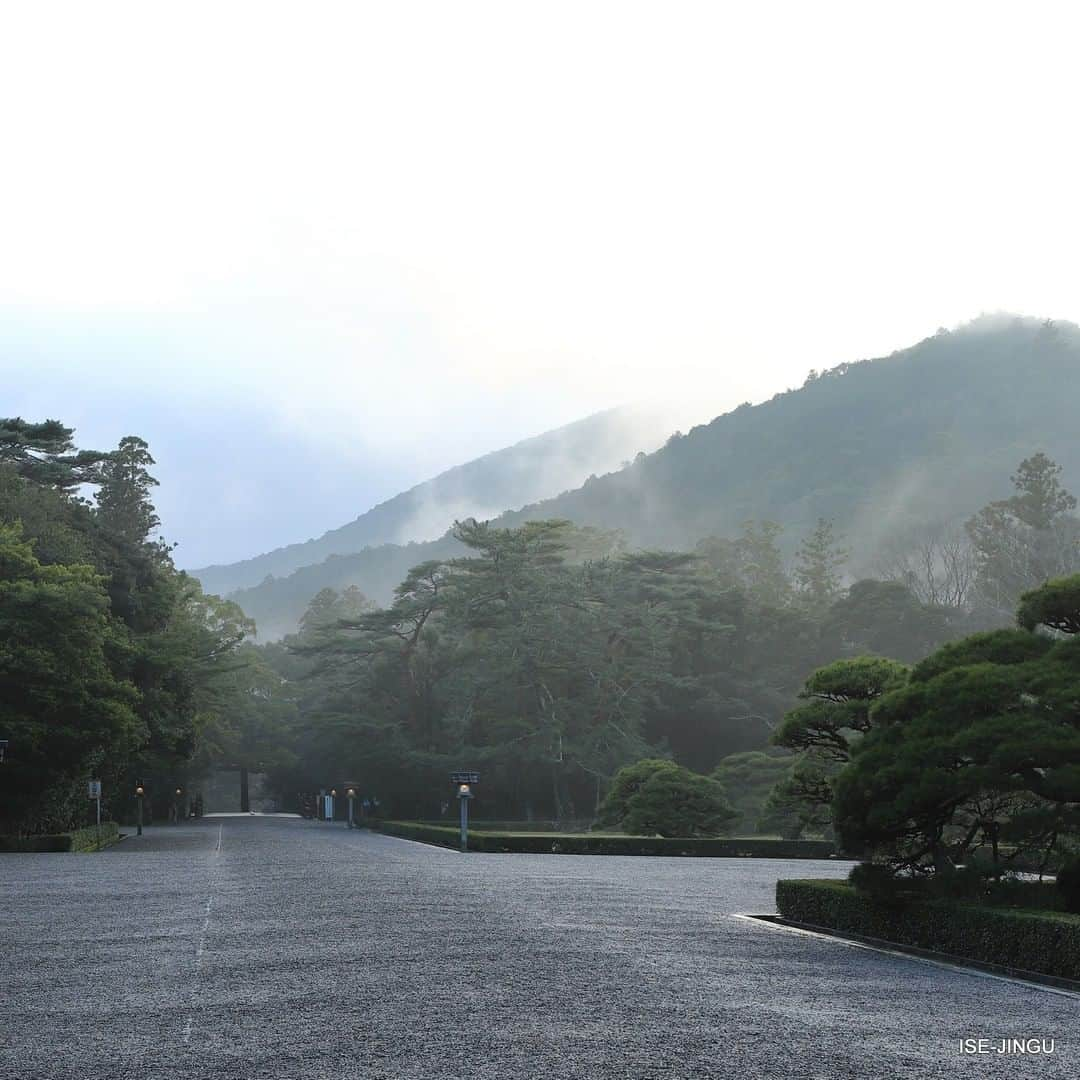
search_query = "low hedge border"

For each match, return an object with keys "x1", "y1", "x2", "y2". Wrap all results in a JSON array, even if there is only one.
[
  {"x1": 0, "y1": 822, "x2": 121, "y2": 853},
  {"x1": 775, "y1": 878, "x2": 1080, "y2": 984},
  {"x1": 371, "y1": 820, "x2": 836, "y2": 858}
]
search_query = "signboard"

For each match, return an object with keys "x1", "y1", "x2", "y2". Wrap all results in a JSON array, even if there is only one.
[
  {"x1": 88, "y1": 780, "x2": 102, "y2": 799},
  {"x1": 450, "y1": 771, "x2": 480, "y2": 785}
]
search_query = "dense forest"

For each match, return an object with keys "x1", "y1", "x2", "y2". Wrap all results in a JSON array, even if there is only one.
[
  {"x1": 215, "y1": 316, "x2": 1080, "y2": 640},
  {"x1": 257, "y1": 447, "x2": 1080, "y2": 828},
  {"x1": 0, "y1": 420, "x2": 291, "y2": 833}
]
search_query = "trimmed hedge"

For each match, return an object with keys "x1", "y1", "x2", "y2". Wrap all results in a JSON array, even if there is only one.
[
  {"x1": 371, "y1": 820, "x2": 835, "y2": 858},
  {"x1": 0, "y1": 822, "x2": 120, "y2": 853},
  {"x1": 776, "y1": 878, "x2": 1080, "y2": 982},
  {"x1": 414, "y1": 819, "x2": 594, "y2": 832}
]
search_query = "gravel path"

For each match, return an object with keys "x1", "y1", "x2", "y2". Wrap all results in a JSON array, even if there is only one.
[{"x1": 1, "y1": 816, "x2": 1074, "y2": 1079}]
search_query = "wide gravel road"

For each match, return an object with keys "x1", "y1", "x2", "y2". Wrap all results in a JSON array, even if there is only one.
[{"x1": 1, "y1": 816, "x2": 1074, "y2": 1079}]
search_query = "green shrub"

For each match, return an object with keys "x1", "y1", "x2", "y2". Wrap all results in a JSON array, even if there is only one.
[
  {"x1": 1058, "y1": 858, "x2": 1080, "y2": 914},
  {"x1": 69, "y1": 823, "x2": 120, "y2": 851},
  {"x1": 0, "y1": 822, "x2": 119, "y2": 852},
  {"x1": 776, "y1": 878, "x2": 1080, "y2": 982},
  {"x1": 622, "y1": 769, "x2": 736, "y2": 837},
  {"x1": 848, "y1": 861, "x2": 902, "y2": 899},
  {"x1": 596, "y1": 759, "x2": 681, "y2": 826}
]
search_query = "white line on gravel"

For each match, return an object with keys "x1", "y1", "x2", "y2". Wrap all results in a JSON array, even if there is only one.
[
  {"x1": 729, "y1": 913, "x2": 1080, "y2": 1000},
  {"x1": 182, "y1": 824, "x2": 224, "y2": 1045}
]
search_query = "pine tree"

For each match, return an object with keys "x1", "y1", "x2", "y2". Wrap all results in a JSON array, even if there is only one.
[
  {"x1": 793, "y1": 518, "x2": 847, "y2": 612},
  {"x1": 95, "y1": 436, "x2": 162, "y2": 546}
]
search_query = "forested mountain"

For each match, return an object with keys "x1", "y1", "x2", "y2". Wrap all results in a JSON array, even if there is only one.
[
  {"x1": 191, "y1": 404, "x2": 687, "y2": 598},
  {"x1": 224, "y1": 317, "x2": 1080, "y2": 639}
]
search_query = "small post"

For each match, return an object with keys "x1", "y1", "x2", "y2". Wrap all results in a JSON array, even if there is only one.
[
  {"x1": 347, "y1": 788, "x2": 355, "y2": 828},
  {"x1": 89, "y1": 778, "x2": 102, "y2": 849},
  {"x1": 135, "y1": 784, "x2": 144, "y2": 836},
  {"x1": 457, "y1": 783, "x2": 472, "y2": 853}
]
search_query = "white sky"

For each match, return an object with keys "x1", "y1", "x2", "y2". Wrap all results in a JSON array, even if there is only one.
[{"x1": 2, "y1": 1, "x2": 1079, "y2": 566}]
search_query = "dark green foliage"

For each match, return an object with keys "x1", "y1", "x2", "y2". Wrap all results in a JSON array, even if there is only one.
[
  {"x1": 597, "y1": 759, "x2": 680, "y2": 825},
  {"x1": 0, "y1": 417, "x2": 107, "y2": 491},
  {"x1": 0, "y1": 523, "x2": 142, "y2": 833},
  {"x1": 821, "y1": 580, "x2": 952, "y2": 663},
  {"x1": 847, "y1": 861, "x2": 900, "y2": 899},
  {"x1": 0, "y1": 822, "x2": 120, "y2": 852},
  {"x1": 0, "y1": 421, "x2": 253, "y2": 834},
  {"x1": 281, "y1": 524, "x2": 799, "y2": 822},
  {"x1": 776, "y1": 879, "x2": 1080, "y2": 982},
  {"x1": 370, "y1": 820, "x2": 834, "y2": 857},
  {"x1": 1058, "y1": 858, "x2": 1080, "y2": 914},
  {"x1": 1018, "y1": 575, "x2": 1080, "y2": 635},
  {"x1": 711, "y1": 750, "x2": 794, "y2": 834},
  {"x1": 767, "y1": 656, "x2": 909, "y2": 834},
  {"x1": 833, "y1": 613, "x2": 1080, "y2": 875},
  {"x1": 275, "y1": 509, "x2": 962, "y2": 821},
  {"x1": 94, "y1": 436, "x2": 162, "y2": 546},
  {"x1": 908, "y1": 627, "x2": 1050, "y2": 683},
  {"x1": 621, "y1": 768, "x2": 736, "y2": 838}
]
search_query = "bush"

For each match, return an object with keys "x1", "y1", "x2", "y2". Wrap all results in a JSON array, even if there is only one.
[
  {"x1": 0, "y1": 822, "x2": 119, "y2": 852},
  {"x1": 596, "y1": 759, "x2": 681, "y2": 826},
  {"x1": 1058, "y1": 857, "x2": 1080, "y2": 914},
  {"x1": 848, "y1": 861, "x2": 902, "y2": 899},
  {"x1": 776, "y1": 879, "x2": 1080, "y2": 983},
  {"x1": 622, "y1": 769, "x2": 736, "y2": 837}
]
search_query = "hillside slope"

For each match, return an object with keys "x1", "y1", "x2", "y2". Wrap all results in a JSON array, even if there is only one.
[
  {"x1": 227, "y1": 317, "x2": 1080, "y2": 639},
  {"x1": 192, "y1": 403, "x2": 688, "y2": 597}
]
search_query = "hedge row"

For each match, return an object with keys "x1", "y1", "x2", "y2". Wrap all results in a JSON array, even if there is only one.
[
  {"x1": 413, "y1": 819, "x2": 594, "y2": 833},
  {"x1": 372, "y1": 820, "x2": 836, "y2": 858},
  {"x1": 0, "y1": 822, "x2": 120, "y2": 853},
  {"x1": 775, "y1": 878, "x2": 1080, "y2": 982}
]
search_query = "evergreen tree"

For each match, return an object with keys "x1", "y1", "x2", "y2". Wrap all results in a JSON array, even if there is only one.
[
  {"x1": 966, "y1": 452, "x2": 1080, "y2": 617},
  {"x1": 95, "y1": 436, "x2": 162, "y2": 546},
  {"x1": 793, "y1": 518, "x2": 847, "y2": 612},
  {"x1": 736, "y1": 520, "x2": 791, "y2": 607},
  {"x1": 0, "y1": 417, "x2": 106, "y2": 491},
  {"x1": 0, "y1": 523, "x2": 141, "y2": 833}
]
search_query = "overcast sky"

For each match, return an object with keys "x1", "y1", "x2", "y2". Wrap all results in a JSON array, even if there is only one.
[{"x1": 3, "y1": 1, "x2": 1078, "y2": 568}]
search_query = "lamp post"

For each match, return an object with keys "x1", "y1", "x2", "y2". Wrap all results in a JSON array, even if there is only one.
[
  {"x1": 450, "y1": 772, "x2": 479, "y2": 853},
  {"x1": 135, "y1": 784, "x2": 145, "y2": 836},
  {"x1": 346, "y1": 788, "x2": 356, "y2": 828},
  {"x1": 329, "y1": 789, "x2": 337, "y2": 822},
  {"x1": 456, "y1": 783, "x2": 473, "y2": 853},
  {"x1": 173, "y1": 787, "x2": 183, "y2": 824}
]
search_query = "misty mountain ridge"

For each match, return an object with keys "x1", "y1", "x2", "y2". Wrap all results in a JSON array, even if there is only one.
[
  {"x1": 192, "y1": 402, "x2": 696, "y2": 597},
  {"x1": 211, "y1": 315, "x2": 1080, "y2": 639}
]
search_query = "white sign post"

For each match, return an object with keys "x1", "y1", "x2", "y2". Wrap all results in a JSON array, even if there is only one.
[{"x1": 88, "y1": 780, "x2": 102, "y2": 826}]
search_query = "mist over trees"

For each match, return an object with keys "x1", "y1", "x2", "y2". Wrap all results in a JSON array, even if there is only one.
[
  {"x1": 250, "y1": 442, "x2": 1080, "y2": 828},
  {"x1": 209, "y1": 316, "x2": 1080, "y2": 641},
  {"x1": 6, "y1": 317, "x2": 1080, "y2": 839}
]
